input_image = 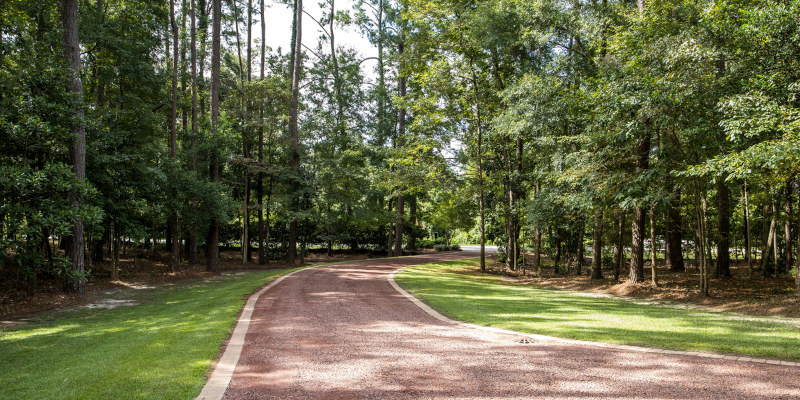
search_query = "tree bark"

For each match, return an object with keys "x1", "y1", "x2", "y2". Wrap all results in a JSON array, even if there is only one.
[
  {"x1": 613, "y1": 209, "x2": 624, "y2": 281},
  {"x1": 286, "y1": 0, "x2": 303, "y2": 264},
  {"x1": 629, "y1": 134, "x2": 650, "y2": 283},
  {"x1": 257, "y1": 0, "x2": 266, "y2": 265},
  {"x1": 784, "y1": 180, "x2": 793, "y2": 275},
  {"x1": 61, "y1": 0, "x2": 87, "y2": 296},
  {"x1": 207, "y1": 0, "x2": 222, "y2": 273},
  {"x1": 408, "y1": 195, "x2": 417, "y2": 251},
  {"x1": 650, "y1": 207, "x2": 658, "y2": 286},
  {"x1": 394, "y1": 195, "x2": 405, "y2": 255},
  {"x1": 188, "y1": 0, "x2": 199, "y2": 266},
  {"x1": 576, "y1": 216, "x2": 585, "y2": 276},
  {"x1": 394, "y1": 28, "x2": 406, "y2": 257},
  {"x1": 743, "y1": 181, "x2": 752, "y2": 277},
  {"x1": 666, "y1": 189, "x2": 685, "y2": 271},
  {"x1": 533, "y1": 183, "x2": 541, "y2": 276},
  {"x1": 170, "y1": 0, "x2": 180, "y2": 272},
  {"x1": 715, "y1": 179, "x2": 731, "y2": 277},
  {"x1": 762, "y1": 200, "x2": 777, "y2": 276},
  {"x1": 592, "y1": 209, "x2": 603, "y2": 279}
]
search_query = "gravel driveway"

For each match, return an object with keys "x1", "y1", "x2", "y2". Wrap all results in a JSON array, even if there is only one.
[{"x1": 221, "y1": 251, "x2": 800, "y2": 399}]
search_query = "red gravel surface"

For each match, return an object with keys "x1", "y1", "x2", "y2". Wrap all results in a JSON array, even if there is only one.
[{"x1": 223, "y1": 251, "x2": 800, "y2": 399}]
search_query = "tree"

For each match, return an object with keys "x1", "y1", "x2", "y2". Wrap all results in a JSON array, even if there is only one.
[
  {"x1": 207, "y1": 0, "x2": 222, "y2": 272},
  {"x1": 60, "y1": 0, "x2": 87, "y2": 295},
  {"x1": 286, "y1": 0, "x2": 303, "y2": 264}
]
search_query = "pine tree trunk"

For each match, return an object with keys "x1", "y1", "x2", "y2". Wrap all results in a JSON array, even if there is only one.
[
  {"x1": 257, "y1": 0, "x2": 266, "y2": 265},
  {"x1": 394, "y1": 195, "x2": 404, "y2": 256},
  {"x1": 784, "y1": 180, "x2": 793, "y2": 276},
  {"x1": 591, "y1": 208, "x2": 603, "y2": 279},
  {"x1": 614, "y1": 209, "x2": 624, "y2": 281},
  {"x1": 207, "y1": 0, "x2": 222, "y2": 273},
  {"x1": 387, "y1": 197, "x2": 394, "y2": 256},
  {"x1": 795, "y1": 177, "x2": 800, "y2": 294},
  {"x1": 188, "y1": 0, "x2": 199, "y2": 266},
  {"x1": 110, "y1": 220, "x2": 118, "y2": 280},
  {"x1": 744, "y1": 181, "x2": 752, "y2": 277},
  {"x1": 286, "y1": 0, "x2": 303, "y2": 264},
  {"x1": 716, "y1": 179, "x2": 731, "y2": 277},
  {"x1": 394, "y1": 28, "x2": 406, "y2": 257},
  {"x1": 666, "y1": 189, "x2": 685, "y2": 271},
  {"x1": 169, "y1": 0, "x2": 180, "y2": 272},
  {"x1": 629, "y1": 134, "x2": 650, "y2": 283},
  {"x1": 408, "y1": 195, "x2": 417, "y2": 251},
  {"x1": 576, "y1": 216, "x2": 585, "y2": 276},
  {"x1": 650, "y1": 207, "x2": 658, "y2": 286},
  {"x1": 533, "y1": 183, "x2": 541, "y2": 276},
  {"x1": 61, "y1": 0, "x2": 87, "y2": 296}
]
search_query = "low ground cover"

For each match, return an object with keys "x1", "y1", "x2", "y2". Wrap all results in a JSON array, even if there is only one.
[
  {"x1": 395, "y1": 258, "x2": 800, "y2": 360},
  {"x1": 0, "y1": 268, "x2": 299, "y2": 399}
]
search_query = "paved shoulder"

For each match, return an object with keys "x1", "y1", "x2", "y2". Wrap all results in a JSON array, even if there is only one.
[{"x1": 216, "y1": 252, "x2": 799, "y2": 399}]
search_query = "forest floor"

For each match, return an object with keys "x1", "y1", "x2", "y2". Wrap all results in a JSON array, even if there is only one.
[
  {"x1": 482, "y1": 254, "x2": 800, "y2": 319},
  {"x1": 0, "y1": 248, "x2": 396, "y2": 323}
]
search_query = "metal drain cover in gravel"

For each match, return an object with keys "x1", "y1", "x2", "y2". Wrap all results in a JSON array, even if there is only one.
[{"x1": 517, "y1": 337, "x2": 534, "y2": 344}]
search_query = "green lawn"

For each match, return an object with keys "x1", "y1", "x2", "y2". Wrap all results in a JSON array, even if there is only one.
[
  {"x1": 395, "y1": 258, "x2": 800, "y2": 360},
  {"x1": 0, "y1": 268, "x2": 301, "y2": 399}
]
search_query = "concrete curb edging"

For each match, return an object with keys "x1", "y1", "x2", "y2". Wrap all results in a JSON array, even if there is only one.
[
  {"x1": 388, "y1": 266, "x2": 800, "y2": 368},
  {"x1": 196, "y1": 267, "x2": 311, "y2": 400}
]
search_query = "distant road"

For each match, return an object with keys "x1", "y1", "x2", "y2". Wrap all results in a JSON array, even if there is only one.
[{"x1": 459, "y1": 245, "x2": 497, "y2": 253}]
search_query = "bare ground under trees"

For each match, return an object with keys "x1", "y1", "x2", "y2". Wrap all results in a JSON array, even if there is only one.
[
  {"x1": 481, "y1": 253, "x2": 800, "y2": 319},
  {"x1": 0, "y1": 248, "x2": 400, "y2": 322}
]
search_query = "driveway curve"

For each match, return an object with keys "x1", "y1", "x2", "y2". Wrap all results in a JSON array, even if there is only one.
[{"x1": 218, "y1": 251, "x2": 800, "y2": 399}]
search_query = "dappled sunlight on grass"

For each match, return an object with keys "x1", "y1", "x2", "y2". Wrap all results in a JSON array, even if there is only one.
[
  {"x1": 0, "y1": 268, "x2": 300, "y2": 399},
  {"x1": 396, "y1": 259, "x2": 800, "y2": 360}
]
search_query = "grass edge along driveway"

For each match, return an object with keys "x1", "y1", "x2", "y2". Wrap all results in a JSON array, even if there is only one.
[
  {"x1": 395, "y1": 258, "x2": 800, "y2": 361},
  {"x1": 0, "y1": 267, "x2": 302, "y2": 400}
]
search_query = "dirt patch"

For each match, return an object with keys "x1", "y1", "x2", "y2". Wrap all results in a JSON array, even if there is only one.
[
  {"x1": 478, "y1": 255, "x2": 800, "y2": 319},
  {"x1": 0, "y1": 248, "x2": 402, "y2": 322}
]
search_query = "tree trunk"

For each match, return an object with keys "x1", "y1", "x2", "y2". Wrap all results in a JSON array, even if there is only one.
[
  {"x1": 533, "y1": 183, "x2": 541, "y2": 276},
  {"x1": 649, "y1": 207, "x2": 658, "y2": 286},
  {"x1": 207, "y1": 0, "x2": 222, "y2": 273},
  {"x1": 666, "y1": 189, "x2": 685, "y2": 271},
  {"x1": 394, "y1": 28, "x2": 406, "y2": 258},
  {"x1": 286, "y1": 0, "x2": 303, "y2": 264},
  {"x1": 716, "y1": 179, "x2": 731, "y2": 278},
  {"x1": 188, "y1": 0, "x2": 199, "y2": 266},
  {"x1": 394, "y1": 195, "x2": 404, "y2": 255},
  {"x1": 257, "y1": 0, "x2": 266, "y2": 265},
  {"x1": 695, "y1": 185, "x2": 710, "y2": 296},
  {"x1": 408, "y1": 195, "x2": 417, "y2": 251},
  {"x1": 629, "y1": 133, "x2": 650, "y2": 283},
  {"x1": 61, "y1": 0, "x2": 87, "y2": 296},
  {"x1": 387, "y1": 197, "x2": 394, "y2": 256},
  {"x1": 795, "y1": 177, "x2": 800, "y2": 294},
  {"x1": 744, "y1": 180, "x2": 752, "y2": 278},
  {"x1": 613, "y1": 209, "x2": 624, "y2": 281},
  {"x1": 376, "y1": 0, "x2": 386, "y2": 141},
  {"x1": 591, "y1": 209, "x2": 603, "y2": 279},
  {"x1": 110, "y1": 220, "x2": 118, "y2": 280},
  {"x1": 630, "y1": 205, "x2": 645, "y2": 283},
  {"x1": 784, "y1": 180, "x2": 793, "y2": 276},
  {"x1": 170, "y1": 0, "x2": 180, "y2": 272},
  {"x1": 762, "y1": 200, "x2": 777, "y2": 276},
  {"x1": 576, "y1": 216, "x2": 585, "y2": 276},
  {"x1": 472, "y1": 66, "x2": 486, "y2": 272}
]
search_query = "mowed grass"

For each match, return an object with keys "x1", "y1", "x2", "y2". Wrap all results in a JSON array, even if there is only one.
[
  {"x1": 0, "y1": 268, "x2": 301, "y2": 399},
  {"x1": 395, "y1": 259, "x2": 800, "y2": 360}
]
